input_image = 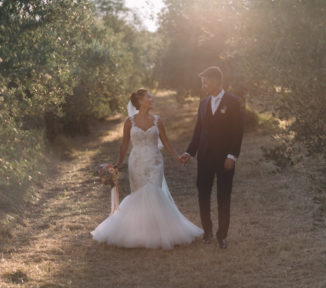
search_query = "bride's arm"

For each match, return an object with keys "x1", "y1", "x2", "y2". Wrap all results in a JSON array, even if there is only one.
[
  {"x1": 157, "y1": 118, "x2": 183, "y2": 163},
  {"x1": 116, "y1": 118, "x2": 131, "y2": 168}
]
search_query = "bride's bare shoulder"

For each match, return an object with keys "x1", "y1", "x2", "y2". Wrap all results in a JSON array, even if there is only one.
[{"x1": 124, "y1": 116, "x2": 133, "y2": 127}]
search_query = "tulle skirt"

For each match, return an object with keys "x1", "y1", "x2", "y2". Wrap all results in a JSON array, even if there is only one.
[{"x1": 90, "y1": 182, "x2": 203, "y2": 250}]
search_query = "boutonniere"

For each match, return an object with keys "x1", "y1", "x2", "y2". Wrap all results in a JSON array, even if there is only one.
[{"x1": 220, "y1": 105, "x2": 227, "y2": 114}]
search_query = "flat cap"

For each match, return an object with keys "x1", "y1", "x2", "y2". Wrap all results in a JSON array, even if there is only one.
[{"x1": 198, "y1": 66, "x2": 223, "y2": 80}]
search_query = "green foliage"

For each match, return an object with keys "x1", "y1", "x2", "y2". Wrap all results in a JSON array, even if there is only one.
[
  {"x1": 0, "y1": 0, "x2": 151, "y2": 212},
  {"x1": 261, "y1": 142, "x2": 295, "y2": 170},
  {"x1": 156, "y1": 0, "x2": 246, "y2": 96},
  {"x1": 243, "y1": 106, "x2": 260, "y2": 132},
  {"x1": 156, "y1": 0, "x2": 326, "y2": 157},
  {"x1": 234, "y1": 0, "x2": 326, "y2": 157},
  {"x1": 0, "y1": 0, "x2": 94, "y2": 194},
  {"x1": 244, "y1": 105, "x2": 281, "y2": 134}
]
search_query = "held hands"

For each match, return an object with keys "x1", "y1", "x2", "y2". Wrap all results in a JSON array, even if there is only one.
[
  {"x1": 180, "y1": 153, "x2": 191, "y2": 165},
  {"x1": 174, "y1": 153, "x2": 190, "y2": 165},
  {"x1": 178, "y1": 154, "x2": 235, "y2": 170},
  {"x1": 176, "y1": 156, "x2": 185, "y2": 164}
]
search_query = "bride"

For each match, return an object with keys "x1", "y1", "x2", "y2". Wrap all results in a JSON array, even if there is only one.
[{"x1": 90, "y1": 89, "x2": 203, "y2": 249}]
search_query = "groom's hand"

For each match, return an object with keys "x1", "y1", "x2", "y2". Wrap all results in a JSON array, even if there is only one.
[
  {"x1": 180, "y1": 153, "x2": 190, "y2": 165},
  {"x1": 224, "y1": 158, "x2": 235, "y2": 170}
]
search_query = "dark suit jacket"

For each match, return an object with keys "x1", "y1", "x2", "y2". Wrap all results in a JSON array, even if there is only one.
[{"x1": 186, "y1": 92, "x2": 244, "y2": 162}]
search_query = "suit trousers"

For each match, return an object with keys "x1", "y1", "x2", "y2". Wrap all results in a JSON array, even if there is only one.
[{"x1": 196, "y1": 159, "x2": 234, "y2": 240}]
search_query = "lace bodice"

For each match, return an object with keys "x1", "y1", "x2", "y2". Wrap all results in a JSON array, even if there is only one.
[
  {"x1": 129, "y1": 115, "x2": 160, "y2": 150},
  {"x1": 128, "y1": 115, "x2": 163, "y2": 192}
]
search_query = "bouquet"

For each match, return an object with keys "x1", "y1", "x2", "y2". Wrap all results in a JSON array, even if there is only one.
[
  {"x1": 97, "y1": 163, "x2": 119, "y2": 186},
  {"x1": 97, "y1": 163, "x2": 120, "y2": 215}
]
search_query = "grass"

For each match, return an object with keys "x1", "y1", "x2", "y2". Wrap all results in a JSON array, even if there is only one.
[
  {"x1": 244, "y1": 104, "x2": 281, "y2": 134},
  {"x1": 0, "y1": 91, "x2": 325, "y2": 288}
]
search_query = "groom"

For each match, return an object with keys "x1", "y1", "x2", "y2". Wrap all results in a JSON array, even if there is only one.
[{"x1": 181, "y1": 66, "x2": 244, "y2": 249}]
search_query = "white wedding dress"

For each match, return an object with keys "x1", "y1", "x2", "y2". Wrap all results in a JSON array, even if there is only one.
[{"x1": 90, "y1": 115, "x2": 203, "y2": 249}]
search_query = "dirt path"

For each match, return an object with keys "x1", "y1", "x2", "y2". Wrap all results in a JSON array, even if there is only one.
[{"x1": 1, "y1": 91, "x2": 325, "y2": 288}]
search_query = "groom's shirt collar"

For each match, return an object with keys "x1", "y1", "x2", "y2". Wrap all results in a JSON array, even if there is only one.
[{"x1": 210, "y1": 89, "x2": 225, "y2": 101}]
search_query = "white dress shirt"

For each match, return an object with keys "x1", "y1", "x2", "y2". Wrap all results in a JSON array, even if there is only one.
[
  {"x1": 211, "y1": 89, "x2": 225, "y2": 115},
  {"x1": 185, "y1": 89, "x2": 237, "y2": 162}
]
